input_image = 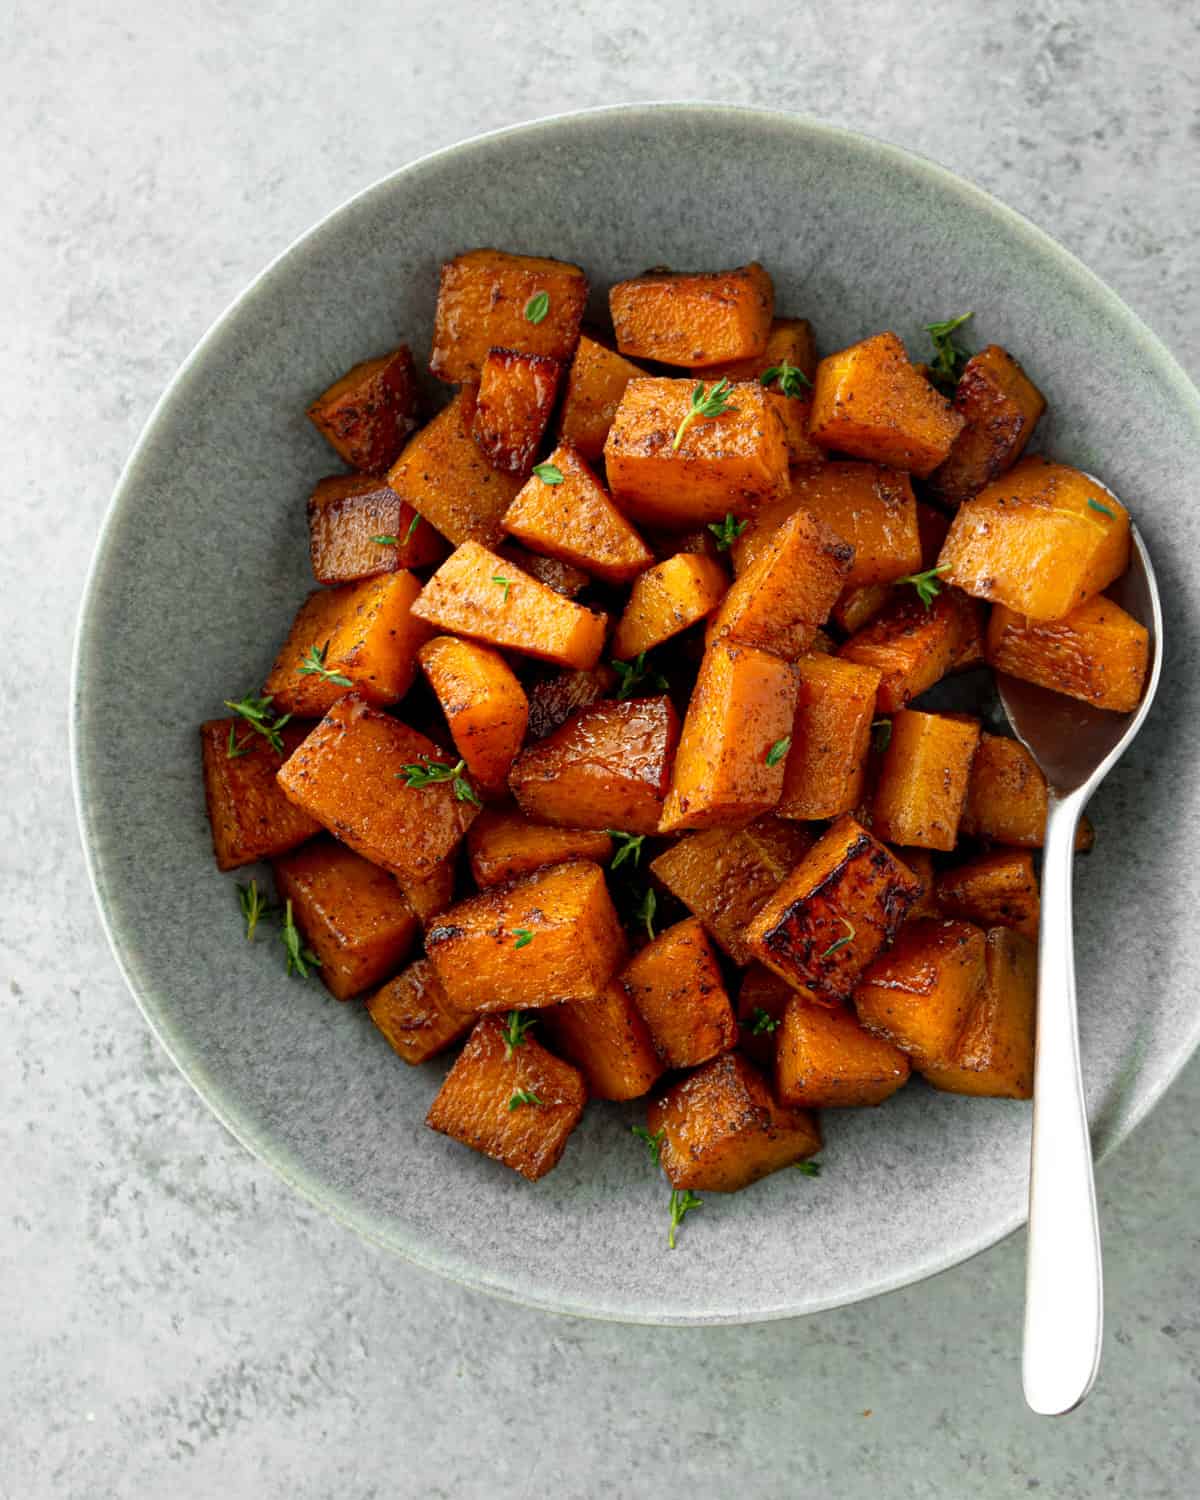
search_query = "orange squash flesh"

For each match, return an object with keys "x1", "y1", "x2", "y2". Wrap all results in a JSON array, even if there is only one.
[
  {"x1": 367, "y1": 956, "x2": 474, "y2": 1065},
  {"x1": 777, "y1": 655, "x2": 882, "y2": 821},
  {"x1": 425, "y1": 1015, "x2": 587, "y2": 1181},
  {"x1": 611, "y1": 552, "x2": 728, "y2": 661},
  {"x1": 831, "y1": 498, "x2": 949, "y2": 635},
  {"x1": 960, "y1": 732, "x2": 1094, "y2": 850},
  {"x1": 935, "y1": 850, "x2": 1040, "y2": 940},
  {"x1": 920, "y1": 928, "x2": 1037, "y2": 1098},
  {"x1": 557, "y1": 332, "x2": 646, "y2": 461},
  {"x1": 647, "y1": 1052, "x2": 821, "y2": 1193},
  {"x1": 468, "y1": 811, "x2": 613, "y2": 888},
  {"x1": 396, "y1": 850, "x2": 458, "y2": 926},
  {"x1": 273, "y1": 838, "x2": 420, "y2": 1000},
  {"x1": 694, "y1": 317, "x2": 821, "y2": 464},
  {"x1": 985, "y1": 596, "x2": 1149, "y2": 713},
  {"x1": 539, "y1": 982, "x2": 664, "y2": 1101},
  {"x1": 927, "y1": 344, "x2": 1046, "y2": 506},
  {"x1": 853, "y1": 917, "x2": 986, "y2": 1066},
  {"x1": 418, "y1": 634, "x2": 529, "y2": 797},
  {"x1": 201, "y1": 719, "x2": 321, "y2": 871},
  {"x1": 870, "y1": 709, "x2": 981, "y2": 851},
  {"x1": 411, "y1": 541, "x2": 607, "y2": 671},
  {"x1": 502, "y1": 442, "x2": 655, "y2": 585},
  {"x1": 471, "y1": 348, "x2": 563, "y2": 475},
  {"x1": 609, "y1": 262, "x2": 774, "y2": 368},
  {"x1": 306, "y1": 347, "x2": 420, "y2": 474},
  {"x1": 621, "y1": 916, "x2": 737, "y2": 1069},
  {"x1": 307, "y1": 474, "x2": 447, "y2": 585},
  {"x1": 526, "y1": 664, "x2": 619, "y2": 741},
  {"x1": 838, "y1": 588, "x2": 974, "y2": 713},
  {"x1": 775, "y1": 994, "x2": 911, "y2": 1107},
  {"x1": 735, "y1": 965, "x2": 794, "y2": 1068}
]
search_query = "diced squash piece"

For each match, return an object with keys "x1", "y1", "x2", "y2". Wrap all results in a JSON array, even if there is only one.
[
  {"x1": 695, "y1": 317, "x2": 820, "y2": 464},
  {"x1": 777, "y1": 655, "x2": 882, "y2": 820},
  {"x1": 775, "y1": 994, "x2": 911, "y2": 1107},
  {"x1": 895, "y1": 847, "x2": 938, "y2": 919},
  {"x1": 621, "y1": 917, "x2": 736, "y2": 1069},
  {"x1": 411, "y1": 541, "x2": 606, "y2": 670},
  {"x1": 526, "y1": 664, "x2": 618, "y2": 740},
  {"x1": 710, "y1": 507, "x2": 852, "y2": 658},
  {"x1": 952, "y1": 596, "x2": 988, "y2": 671},
  {"x1": 736, "y1": 462, "x2": 919, "y2": 587},
  {"x1": 539, "y1": 983, "x2": 664, "y2": 1101},
  {"x1": 920, "y1": 928, "x2": 1037, "y2": 1098},
  {"x1": 201, "y1": 719, "x2": 321, "y2": 871},
  {"x1": 307, "y1": 347, "x2": 419, "y2": 474},
  {"x1": 417, "y1": 635, "x2": 528, "y2": 797},
  {"x1": 468, "y1": 810, "x2": 613, "y2": 888},
  {"x1": 557, "y1": 333, "x2": 645, "y2": 460},
  {"x1": 604, "y1": 378, "x2": 789, "y2": 528},
  {"x1": 509, "y1": 695, "x2": 680, "y2": 835},
  {"x1": 275, "y1": 694, "x2": 478, "y2": 883},
  {"x1": 471, "y1": 348, "x2": 562, "y2": 474},
  {"x1": 429, "y1": 249, "x2": 588, "y2": 384},
  {"x1": 936, "y1": 851, "x2": 1040, "y2": 940},
  {"x1": 367, "y1": 956, "x2": 474, "y2": 1065},
  {"x1": 609, "y1": 262, "x2": 774, "y2": 368},
  {"x1": 809, "y1": 331, "x2": 965, "y2": 476},
  {"x1": 651, "y1": 819, "x2": 815, "y2": 967},
  {"x1": 833, "y1": 496, "x2": 953, "y2": 633},
  {"x1": 648, "y1": 1053, "x2": 821, "y2": 1193},
  {"x1": 960, "y1": 732, "x2": 1094, "y2": 850},
  {"x1": 262, "y1": 573, "x2": 431, "y2": 717},
  {"x1": 853, "y1": 917, "x2": 986, "y2": 1065},
  {"x1": 397, "y1": 850, "x2": 457, "y2": 926},
  {"x1": 937, "y1": 458, "x2": 1131, "y2": 620},
  {"x1": 611, "y1": 552, "x2": 728, "y2": 660},
  {"x1": 307, "y1": 474, "x2": 447, "y2": 585},
  {"x1": 839, "y1": 588, "x2": 973, "y2": 712},
  {"x1": 425, "y1": 861, "x2": 626, "y2": 1011},
  {"x1": 273, "y1": 839, "x2": 419, "y2": 1001},
  {"x1": 494, "y1": 541, "x2": 590, "y2": 599},
  {"x1": 426, "y1": 1015, "x2": 586, "y2": 1181},
  {"x1": 809, "y1": 628, "x2": 837, "y2": 656},
  {"x1": 385, "y1": 388, "x2": 524, "y2": 547},
  {"x1": 746, "y1": 815, "x2": 923, "y2": 1004},
  {"x1": 871, "y1": 709, "x2": 981, "y2": 850},
  {"x1": 735, "y1": 965, "x2": 794, "y2": 1068},
  {"x1": 927, "y1": 345, "x2": 1046, "y2": 506},
  {"x1": 986, "y1": 596, "x2": 1149, "y2": 714},
  {"x1": 503, "y1": 442, "x2": 654, "y2": 584},
  {"x1": 659, "y1": 641, "x2": 799, "y2": 833}
]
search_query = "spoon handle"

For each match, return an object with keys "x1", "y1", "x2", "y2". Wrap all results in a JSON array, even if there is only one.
[{"x1": 1022, "y1": 792, "x2": 1103, "y2": 1415}]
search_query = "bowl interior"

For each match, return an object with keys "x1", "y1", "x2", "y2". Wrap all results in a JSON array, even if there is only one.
[{"x1": 73, "y1": 105, "x2": 1200, "y2": 1323}]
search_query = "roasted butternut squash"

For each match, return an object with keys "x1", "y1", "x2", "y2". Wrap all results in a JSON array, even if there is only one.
[
  {"x1": 557, "y1": 333, "x2": 645, "y2": 460},
  {"x1": 960, "y1": 732, "x2": 1094, "y2": 850},
  {"x1": 495, "y1": 541, "x2": 590, "y2": 599},
  {"x1": 935, "y1": 850, "x2": 1040, "y2": 940},
  {"x1": 986, "y1": 596, "x2": 1149, "y2": 713},
  {"x1": 621, "y1": 917, "x2": 736, "y2": 1069},
  {"x1": 307, "y1": 346, "x2": 420, "y2": 474},
  {"x1": 367, "y1": 956, "x2": 474, "y2": 1065},
  {"x1": 526, "y1": 664, "x2": 619, "y2": 740},
  {"x1": 853, "y1": 917, "x2": 986, "y2": 1066},
  {"x1": 609, "y1": 262, "x2": 774, "y2": 368},
  {"x1": 471, "y1": 348, "x2": 563, "y2": 475},
  {"x1": 307, "y1": 474, "x2": 447, "y2": 585},
  {"x1": 540, "y1": 983, "x2": 664, "y2": 1101},
  {"x1": 696, "y1": 317, "x2": 821, "y2": 463},
  {"x1": 870, "y1": 709, "x2": 981, "y2": 850},
  {"x1": 777, "y1": 655, "x2": 882, "y2": 820},
  {"x1": 839, "y1": 588, "x2": 974, "y2": 713},
  {"x1": 468, "y1": 810, "x2": 613, "y2": 888},
  {"x1": 396, "y1": 850, "x2": 458, "y2": 926},
  {"x1": 895, "y1": 846, "x2": 939, "y2": 920},
  {"x1": 775, "y1": 994, "x2": 911, "y2": 1107},
  {"x1": 927, "y1": 345, "x2": 1046, "y2": 506},
  {"x1": 920, "y1": 928, "x2": 1037, "y2": 1098},
  {"x1": 418, "y1": 635, "x2": 529, "y2": 797},
  {"x1": 611, "y1": 552, "x2": 728, "y2": 661},
  {"x1": 201, "y1": 719, "x2": 321, "y2": 871},
  {"x1": 735, "y1": 965, "x2": 794, "y2": 1067}
]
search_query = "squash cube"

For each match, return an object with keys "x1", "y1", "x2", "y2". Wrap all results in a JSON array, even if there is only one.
[
  {"x1": 273, "y1": 838, "x2": 419, "y2": 1000},
  {"x1": 557, "y1": 332, "x2": 646, "y2": 461},
  {"x1": 853, "y1": 917, "x2": 986, "y2": 1065},
  {"x1": 509, "y1": 695, "x2": 680, "y2": 835},
  {"x1": 306, "y1": 347, "x2": 419, "y2": 474},
  {"x1": 275, "y1": 694, "x2": 478, "y2": 883},
  {"x1": 367, "y1": 956, "x2": 474, "y2": 1065},
  {"x1": 775, "y1": 994, "x2": 911, "y2": 1107},
  {"x1": 870, "y1": 709, "x2": 981, "y2": 851},
  {"x1": 539, "y1": 982, "x2": 664, "y2": 1101},
  {"x1": 621, "y1": 916, "x2": 736, "y2": 1069},
  {"x1": 418, "y1": 634, "x2": 528, "y2": 797},
  {"x1": 468, "y1": 810, "x2": 613, "y2": 888},
  {"x1": 201, "y1": 718, "x2": 321, "y2": 871},
  {"x1": 526, "y1": 664, "x2": 619, "y2": 740},
  {"x1": 429, "y1": 249, "x2": 588, "y2": 384},
  {"x1": 777, "y1": 655, "x2": 882, "y2": 821},
  {"x1": 920, "y1": 928, "x2": 1037, "y2": 1098},
  {"x1": 647, "y1": 1052, "x2": 821, "y2": 1193},
  {"x1": 935, "y1": 850, "x2": 1040, "y2": 940},
  {"x1": 609, "y1": 262, "x2": 774, "y2": 368},
  {"x1": 986, "y1": 596, "x2": 1149, "y2": 714},
  {"x1": 839, "y1": 588, "x2": 974, "y2": 713},
  {"x1": 396, "y1": 850, "x2": 458, "y2": 926},
  {"x1": 611, "y1": 552, "x2": 728, "y2": 661},
  {"x1": 502, "y1": 442, "x2": 654, "y2": 585},
  {"x1": 746, "y1": 815, "x2": 923, "y2": 1005},
  {"x1": 894, "y1": 846, "x2": 938, "y2": 920},
  {"x1": 960, "y1": 732, "x2": 1094, "y2": 850},
  {"x1": 471, "y1": 348, "x2": 563, "y2": 475},
  {"x1": 809, "y1": 331, "x2": 965, "y2": 476},
  {"x1": 735, "y1": 965, "x2": 795, "y2": 1068},
  {"x1": 937, "y1": 458, "x2": 1131, "y2": 620},
  {"x1": 927, "y1": 345, "x2": 1046, "y2": 506},
  {"x1": 411, "y1": 541, "x2": 606, "y2": 670},
  {"x1": 693, "y1": 316, "x2": 820, "y2": 465},
  {"x1": 604, "y1": 377, "x2": 789, "y2": 528},
  {"x1": 426, "y1": 1015, "x2": 586, "y2": 1181},
  {"x1": 425, "y1": 860, "x2": 626, "y2": 1011},
  {"x1": 494, "y1": 541, "x2": 590, "y2": 599},
  {"x1": 307, "y1": 474, "x2": 447, "y2": 586}
]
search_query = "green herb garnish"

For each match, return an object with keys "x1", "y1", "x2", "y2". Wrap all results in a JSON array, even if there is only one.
[
  {"x1": 532, "y1": 462, "x2": 564, "y2": 485},
  {"x1": 1088, "y1": 497, "x2": 1116, "y2": 519},
  {"x1": 611, "y1": 652, "x2": 669, "y2": 701},
  {"x1": 819, "y1": 916, "x2": 856, "y2": 960},
  {"x1": 632, "y1": 1124, "x2": 665, "y2": 1166},
  {"x1": 871, "y1": 718, "x2": 893, "y2": 753},
  {"x1": 405, "y1": 512, "x2": 422, "y2": 544},
  {"x1": 766, "y1": 736, "x2": 791, "y2": 767},
  {"x1": 508, "y1": 1088, "x2": 543, "y2": 1111},
  {"x1": 925, "y1": 312, "x2": 974, "y2": 386},
  {"x1": 492, "y1": 574, "x2": 512, "y2": 601},
  {"x1": 745, "y1": 1006, "x2": 780, "y2": 1036},
  {"x1": 512, "y1": 928, "x2": 534, "y2": 949},
  {"x1": 281, "y1": 899, "x2": 321, "y2": 979},
  {"x1": 223, "y1": 693, "x2": 293, "y2": 757},
  {"x1": 297, "y1": 641, "x2": 353, "y2": 687},
  {"x1": 895, "y1": 563, "x2": 949, "y2": 609},
  {"x1": 501, "y1": 1010, "x2": 537, "y2": 1059},
  {"x1": 397, "y1": 757, "x2": 481, "y2": 807},
  {"x1": 370, "y1": 534, "x2": 399, "y2": 546},
  {"x1": 637, "y1": 887, "x2": 658, "y2": 942},
  {"x1": 760, "y1": 358, "x2": 811, "y2": 397},
  {"x1": 606, "y1": 831, "x2": 646, "y2": 871},
  {"x1": 524, "y1": 291, "x2": 550, "y2": 324},
  {"x1": 672, "y1": 378, "x2": 737, "y2": 452},
  {"x1": 707, "y1": 512, "x2": 749, "y2": 551},
  {"x1": 668, "y1": 1188, "x2": 703, "y2": 1249},
  {"x1": 793, "y1": 1160, "x2": 822, "y2": 1177},
  {"x1": 237, "y1": 879, "x2": 274, "y2": 942}
]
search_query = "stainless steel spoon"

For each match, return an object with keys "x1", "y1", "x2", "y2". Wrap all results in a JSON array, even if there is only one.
[{"x1": 995, "y1": 511, "x2": 1163, "y2": 1417}]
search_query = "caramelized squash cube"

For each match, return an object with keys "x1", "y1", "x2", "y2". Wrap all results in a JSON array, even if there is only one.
[
  {"x1": 809, "y1": 331, "x2": 965, "y2": 476},
  {"x1": 746, "y1": 815, "x2": 923, "y2": 1004},
  {"x1": 986, "y1": 596, "x2": 1149, "y2": 713},
  {"x1": 471, "y1": 348, "x2": 563, "y2": 474},
  {"x1": 920, "y1": 928, "x2": 1037, "y2": 1098},
  {"x1": 935, "y1": 850, "x2": 1040, "y2": 940},
  {"x1": 526, "y1": 664, "x2": 619, "y2": 740},
  {"x1": 871, "y1": 709, "x2": 981, "y2": 850},
  {"x1": 275, "y1": 694, "x2": 478, "y2": 883},
  {"x1": 468, "y1": 810, "x2": 613, "y2": 888},
  {"x1": 604, "y1": 377, "x2": 789, "y2": 528},
  {"x1": 385, "y1": 388, "x2": 524, "y2": 547},
  {"x1": 307, "y1": 474, "x2": 447, "y2": 585},
  {"x1": 429, "y1": 249, "x2": 588, "y2": 385},
  {"x1": 502, "y1": 442, "x2": 654, "y2": 584},
  {"x1": 611, "y1": 552, "x2": 728, "y2": 661},
  {"x1": 539, "y1": 982, "x2": 664, "y2": 1101},
  {"x1": 621, "y1": 917, "x2": 736, "y2": 1069},
  {"x1": 735, "y1": 965, "x2": 795, "y2": 1068},
  {"x1": 494, "y1": 541, "x2": 591, "y2": 600},
  {"x1": 839, "y1": 588, "x2": 973, "y2": 712},
  {"x1": 201, "y1": 719, "x2": 321, "y2": 871},
  {"x1": 426, "y1": 1015, "x2": 586, "y2": 1181},
  {"x1": 609, "y1": 262, "x2": 774, "y2": 368},
  {"x1": 648, "y1": 1052, "x2": 821, "y2": 1193},
  {"x1": 777, "y1": 655, "x2": 882, "y2": 820},
  {"x1": 425, "y1": 860, "x2": 626, "y2": 1011},
  {"x1": 937, "y1": 458, "x2": 1131, "y2": 620},
  {"x1": 960, "y1": 732, "x2": 1094, "y2": 850},
  {"x1": 927, "y1": 345, "x2": 1046, "y2": 506},
  {"x1": 307, "y1": 347, "x2": 419, "y2": 474},
  {"x1": 367, "y1": 956, "x2": 474, "y2": 1065},
  {"x1": 396, "y1": 850, "x2": 458, "y2": 926},
  {"x1": 411, "y1": 541, "x2": 606, "y2": 670},
  {"x1": 775, "y1": 994, "x2": 911, "y2": 1107},
  {"x1": 418, "y1": 634, "x2": 528, "y2": 797},
  {"x1": 853, "y1": 917, "x2": 986, "y2": 1065},
  {"x1": 693, "y1": 316, "x2": 819, "y2": 464},
  {"x1": 509, "y1": 695, "x2": 680, "y2": 835},
  {"x1": 273, "y1": 839, "x2": 419, "y2": 1000},
  {"x1": 557, "y1": 332, "x2": 646, "y2": 460},
  {"x1": 895, "y1": 846, "x2": 939, "y2": 920}
]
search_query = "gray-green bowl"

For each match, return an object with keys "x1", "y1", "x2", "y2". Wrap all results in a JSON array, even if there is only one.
[{"x1": 71, "y1": 104, "x2": 1200, "y2": 1324}]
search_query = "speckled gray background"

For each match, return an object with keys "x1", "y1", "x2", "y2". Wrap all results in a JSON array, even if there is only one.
[{"x1": 6, "y1": 2, "x2": 1200, "y2": 1496}]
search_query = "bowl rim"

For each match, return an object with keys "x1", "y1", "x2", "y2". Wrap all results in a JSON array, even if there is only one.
[{"x1": 70, "y1": 101, "x2": 1200, "y2": 1325}]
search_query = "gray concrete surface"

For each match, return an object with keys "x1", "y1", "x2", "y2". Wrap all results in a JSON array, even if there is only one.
[{"x1": 4, "y1": 1, "x2": 1198, "y2": 1495}]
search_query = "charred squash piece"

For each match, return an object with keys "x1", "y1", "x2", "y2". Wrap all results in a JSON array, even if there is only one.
[
  {"x1": 367, "y1": 956, "x2": 474, "y2": 1065},
  {"x1": 777, "y1": 655, "x2": 882, "y2": 821},
  {"x1": 621, "y1": 917, "x2": 736, "y2": 1069},
  {"x1": 468, "y1": 810, "x2": 613, "y2": 888},
  {"x1": 471, "y1": 348, "x2": 563, "y2": 474},
  {"x1": 838, "y1": 588, "x2": 974, "y2": 713},
  {"x1": 307, "y1": 474, "x2": 447, "y2": 585},
  {"x1": 935, "y1": 850, "x2": 1040, "y2": 940},
  {"x1": 927, "y1": 345, "x2": 1046, "y2": 506},
  {"x1": 494, "y1": 541, "x2": 591, "y2": 600},
  {"x1": 418, "y1": 635, "x2": 529, "y2": 797},
  {"x1": 526, "y1": 664, "x2": 619, "y2": 740},
  {"x1": 960, "y1": 732, "x2": 1094, "y2": 850},
  {"x1": 557, "y1": 332, "x2": 646, "y2": 461},
  {"x1": 986, "y1": 596, "x2": 1149, "y2": 713},
  {"x1": 307, "y1": 347, "x2": 420, "y2": 474},
  {"x1": 611, "y1": 552, "x2": 728, "y2": 661},
  {"x1": 775, "y1": 994, "x2": 911, "y2": 1107},
  {"x1": 201, "y1": 719, "x2": 321, "y2": 871},
  {"x1": 895, "y1": 847, "x2": 939, "y2": 921},
  {"x1": 539, "y1": 983, "x2": 664, "y2": 1101},
  {"x1": 920, "y1": 928, "x2": 1037, "y2": 1098},
  {"x1": 609, "y1": 262, "x2": 774, "y2": 368},
  {"x1": 870, "y1": 709, "x2": 981, "y2": 851},
  {"x1": 853, "y1": 917, "x2": 986, "y2": 1066}
]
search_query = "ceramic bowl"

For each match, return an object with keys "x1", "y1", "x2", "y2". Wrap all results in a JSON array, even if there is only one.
[{"x1": 72, "y1": 104, "x2": 1200, "y2": 1323}]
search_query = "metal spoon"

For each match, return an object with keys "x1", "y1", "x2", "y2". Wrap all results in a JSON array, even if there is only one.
[{"x1": 994, "y1": 508, "x2": 1163, "y2": 1417}]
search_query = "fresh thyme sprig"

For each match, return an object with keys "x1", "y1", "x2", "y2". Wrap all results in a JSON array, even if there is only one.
[
  {"x1": 760, "y1": 358, "x2": 811, "y2": 397},
  {"x1": 895, "y1": 563, "x2": 949, "y2": 609},
  {"x1": 668, "y1": 1188, "x2": 703, "y2": 1249},
  {"x1": 766, "y1": 736, "x2": 791, "y2": 767},
  {"x1": 925, "y1": 312, "x2": 974, "y2": 387},
  {"x1": 501, "y1": 1010, "x2": 537, "y2": 1060},
  {"x1": 492, "y1": 574, "x2": 512, "y2": 601},
  {"x1": 632, "y1": 1125, "x2": 665, "y2": 1167},
  {"x1": 745, "y1": 1007, "x2": 780, "y2": 1036},
  {"x1": 524, "y1": 291, "x2": 550, "y2": 324},
  {"x1": 397, "y1": 757, "x2": 482, "y2": 808},
  {"x1": 611, "y1": 652, "x2": 669, "y2": 702},
  {"x1": 532, "y1": 462, "x2": 564, "y2": 485},
  {"x1": 1087, "y1": 497, "x2": 1116, "y2": 519},
  {"x1": 605, "y1": 831, "x2": 646, "y2": 871},
  {"x1": 508, "y1": 1088, "x2": 543, "y2": 1111},
  {"x1": 512, "y1": 928, "x2": 534, "y2": 949},
  {"x1": 281, "y1": 899, "x2": 321, "y2": 979},
  {"x1": 672, "y1": 378, "x2": 737, "y2": 452},
  {"x1": 237, "y1": 879, "x2": 275, "y2": 942},
  {"x1": 404, "y1": 512, "x2": 422, "y2": 544},
  {"x1": 297, "y1": 641, "x2": 353, "y2": 687},
  {"x1": 707, "y1": 512, "x2": 748, "y2": 551},
  {"x1": 871, "y1": 718, "x2": 893, "y2": 753},
  {"x1": 636, "y1": 887, "x2": 658, "y2": 942},
  {"x1": 370, "y1": 534, "x2": 399, "y2": 546},
  {"x1": 793, "y1": 1160, "x2": 822, "y2": 1178},
  {"x1": 223, "y1": 693, "x2": 293, "y2": 757},
  {"x1": 819, "y1": 916, "x2": 856, "y2": 960}
]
